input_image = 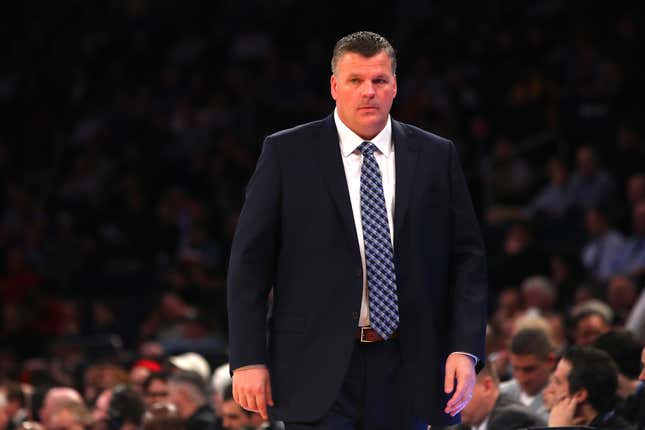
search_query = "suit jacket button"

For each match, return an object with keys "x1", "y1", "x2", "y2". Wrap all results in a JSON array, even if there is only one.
[
  {"x1": 355, "y1": 268, "x2": 362, "y2": 278},
  {"x1": 352, "y1": 312, "x2": 359, "y2": 320}
]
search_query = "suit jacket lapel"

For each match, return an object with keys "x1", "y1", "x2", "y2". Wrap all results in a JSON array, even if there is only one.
[
  {"x1": 392, "y1": 119, "x2": 419, "y2": 242},
  {"x1": 315, "y1": 115, "x2": 361, "y2": 262}
]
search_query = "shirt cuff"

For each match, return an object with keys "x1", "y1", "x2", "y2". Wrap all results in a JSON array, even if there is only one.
[
  {"x1": 449, "y1": 351, "x2": 479, "y2": 365},
  {"x1": 233, "y1": 364, "x2": 267, "y2": 373}
]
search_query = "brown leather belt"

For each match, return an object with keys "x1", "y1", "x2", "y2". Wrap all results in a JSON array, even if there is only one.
[{"x1": 356, "y1": 326, "x2": 399, "y2": 343}]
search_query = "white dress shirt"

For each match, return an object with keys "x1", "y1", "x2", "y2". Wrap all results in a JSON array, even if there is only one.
[{"x1": 334, "y1": 109, "x2": 395, "y2": 327}]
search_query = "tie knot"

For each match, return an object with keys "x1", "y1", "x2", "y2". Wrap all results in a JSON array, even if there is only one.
[{"x1": 358, "y1": 141, "x2": 376, "y2": 156}]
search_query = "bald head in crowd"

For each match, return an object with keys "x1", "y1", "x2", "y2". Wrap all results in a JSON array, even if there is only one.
[{"x1": 39, "y1": 388, "x2": 84, "y2": 428}]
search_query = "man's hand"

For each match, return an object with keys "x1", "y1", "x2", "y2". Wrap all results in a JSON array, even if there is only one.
[
  {"x1": 548, "y1": 396, "x2": 584, "y2": 426},
  {"x1": 232, "y1": 367, "x2": 274, "y2": 420},
  {"x1": 444, "y1": 354, "x2": 476, "y2": 417}
]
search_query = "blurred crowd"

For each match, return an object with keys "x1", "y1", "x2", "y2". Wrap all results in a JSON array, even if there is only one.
[{"x1": 2, "y1": 0, "x2": 645, "y2": 429}]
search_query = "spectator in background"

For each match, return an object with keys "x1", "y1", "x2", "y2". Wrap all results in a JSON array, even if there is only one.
[
  {"x1": 581, "y1": 206, "x2": 625, "y2": 284},
  {"x1": 106, "y1": 385, "x2": 145, "y2": 430},
  {"x1": 210, "y1": 363, "x2": 231, "y2": 430},
  {"x1": 500, "y1": 327, "x2": 556, "y2": 421},
  {"x1": 627, "y1": 174, "x2": 645, "y2": 210},
  {"x1": 524, "y1": 157, "x2": 573, "y2": 220},
  {"x1": 220, "y1": 385, "x2": 269, "y2": 430},
  {"x1": 1, "y1": 383, "x2": 28, "y2": 430},
  {"x1": 1, "y1": 393, "x2": 8, "y2": 430},
  {"x1": 521, "y1": 275, "x2": 557, "y2": 314},
  {"x1": 569, "y1": 146, "x2": 615, "y2": 211},
  {"x1": 167, "y1": 372, "x2": 216, "y2": 430},
  {"x1": 607, "y1": 276, "x2": 638, "y2": 325},
  {"x1": 490, "y1": 222, "x2": 549, "y2": 288},
  {"x1": 143, "y1": 372, "x2": 170, "y2": 408},
  {"x1": 46, "y1": 401, "x2": 91, "y2": 430},
  {"x1": 571, "y1": 309, "x2": 612, "y2": 347},
  {"x1": 142, "y1": 403, "x2": 184, "y2": 430},
  {"x1": 594, "y1": 330, "x2": 643, "y2": 422},
  {"x1": 168, "y1": 353, "x2": 211, "y2": 384},
  {"x1": 130, "y1": 360, "x2": 162, "y2": 395},
  {"x1": 450, "y1": 360, "x2": 545, "y2": 430},
  {"x1": 610, "y1": 200, "x2": 645, "y2": 283},
  {"x1": 482, "y1": 136, "x2": 535, "y2": 207},
  {"x1": 544, "y1": 346, "x2": 632, "y2": 428},
  {"x1": 38, "y1": 388, "x2": 83, "y2": 429}
]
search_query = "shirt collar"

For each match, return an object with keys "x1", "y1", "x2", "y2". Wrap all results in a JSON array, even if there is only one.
[{"x1": 334, "y1": 108, "x2": 393, "y2": 158}]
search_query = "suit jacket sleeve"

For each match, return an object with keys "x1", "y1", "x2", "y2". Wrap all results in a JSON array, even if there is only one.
[
  {"x1": 447, "y1": 140, "x2": 488, "y2": 365},
  {"x1": 227, "y1": 137, "x2": 281, "y2": 371}
]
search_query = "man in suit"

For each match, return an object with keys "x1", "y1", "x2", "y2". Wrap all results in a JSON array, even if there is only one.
[
  {"x1": 227, "y1": 31, "x2": 488, "y2": 429},
  {"x1": 451, "y1": 360, "x2": 545, "y2": 430},
  {"x1": 500, "y1": 328, "x2": 556, "y2": 422}
]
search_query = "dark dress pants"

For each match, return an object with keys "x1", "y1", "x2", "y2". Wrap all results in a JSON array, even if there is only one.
[{"x1": 284, "y1": 337, "x2": 428, "y2": 430}]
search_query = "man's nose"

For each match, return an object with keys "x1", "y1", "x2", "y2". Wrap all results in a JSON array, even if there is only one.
[{"x1": 361, "y1": 81, "x2": 376, "y2": 97}]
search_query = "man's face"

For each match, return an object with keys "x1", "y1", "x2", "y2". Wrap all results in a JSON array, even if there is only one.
[
  {"x1": 48, "y1": 409, "x2": 83, "y2": 430},
  {"x1": 510, "y1": 353, "x2": 553, "y2": 396},
  {"x1": 460, "y1": 376, "x2": 494, "y2": 427},
  {"x1": 144, "y1": 379, "x2": 169, "y2": 406},
  {"x1": 573, "y1": 314, "x2": 609, "y2": 346},
  {"x1": 220, "y1": 400, "x2": 252, "y2": 430},
  {"x1": 331, "y1": 51, "x2": 397, "y2": 140},
  {"x1": 544, "y1": 358, "x2": 572, "y2": 407}
]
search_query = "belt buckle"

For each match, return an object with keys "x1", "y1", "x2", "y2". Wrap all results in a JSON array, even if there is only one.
[{"x1": 360, "y1": 326, "x2": 376, "y2": 343}]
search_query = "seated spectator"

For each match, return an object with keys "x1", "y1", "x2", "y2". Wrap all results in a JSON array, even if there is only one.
[
  {"x1": 210, "y1": 363, "x2": 231, "y2": 429},
  {"x1": 142, "y1": 403, "x2": 184, "y2": 430},
  {"x1": 521, "y1": 276, "x2": 557, "y2": 314},
  {"x1": 143, "y1": 372, "x2": 170, "y2": 408},
  {"x1": 450, "y1": 360, "x2": 546, "y2": 429},
  {"x1": 543, "y1": 346, "x2": 632, "y2": 428},
  {"x1": 607, "y1": 276, "x2": 638, "y2": 325},
  {"x1": 594, "y1": 330, "x2": 643, "y2": 423},
  {"x1": 570, "y1": 302, "x2": 612, "y2": 346},
  {"x1": 130, "y1": 360, "x2": 162, "y2": 395},
  {"x1": 610, "y1": 201, "x2": 645, "y2": 282},
  {"x1": 167, "y1": 372, "x2": 216, "y2": 430},
  {"x1": 524, "y1": 157, "x2": 573, "y2": 219},
  {"x1": 581, "y1": 206, "x2": 625, "y2": 283},
  {"x1": 1, "y1": 383, "x2": 28, "y2": 430},
  {"x1": 489, "y1": 222, "x2": 549, "y2": 288},
  {"x1": 169, "y1": 353, "x2": 211, "y2": 384},
  {"x1": 569, "y1": 146, "x2": 615, "y2": 211},
  {"x1": 500, "y1": 327, "x2": 556, "y2": 421},
  {"x1": 627, "y1": 174, "x2": 645, "y2": 210},
  {"x1": 47, "y1": 401, "x2": 91, "y2": 430},
  {"x1": 38, "y1": 388, "x2": 83, "y2": 429},
  {"x1": 594, "y1": 330, "x2": 643, "y2": 398},
  {"x1": 220, "y1": 385, "x2": 271, "y2": 430},
  {"x1": 106, "y1": 385, "x2": 145, "y2": 430}
]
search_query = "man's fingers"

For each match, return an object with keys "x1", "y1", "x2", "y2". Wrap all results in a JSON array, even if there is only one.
[
  {"x1": 446, "y1": 373, "x2": 468, "y2": 407},
  {"x1": 242, "y1": 391, "x2": 259, "y2": 413},
  {"x1": 445, "y1": 397, "x2": 471, "y2": 416},
  {"x1": 233, "y1": 380, "x2": 240, "y2": 404},
  {"x1": 444, "y1": 362, "x2": 455, "y2": 394},
  {"x1": 255, "y1": 389, "x2": 268, "y2": 420},
  {"x1": 266, "y1": 375, "x2": 275, "y2": 406}
]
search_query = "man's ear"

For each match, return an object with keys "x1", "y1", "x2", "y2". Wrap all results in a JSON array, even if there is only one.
[
  {"x1": 572, "y1": 388, "x2": 588, "y2": 404},
  {"x1": 330, "y1": 74, "x2": 338, "y2": 101}
]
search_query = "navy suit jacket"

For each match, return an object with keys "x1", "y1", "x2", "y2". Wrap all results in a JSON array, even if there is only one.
[{"x1": 227, "y1": 115, "x2": 487, "y2": 425}]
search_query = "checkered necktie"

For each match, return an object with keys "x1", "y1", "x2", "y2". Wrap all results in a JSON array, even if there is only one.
[{"x1": 358, "y1": 141, "x2": 399, "y2": 339}]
